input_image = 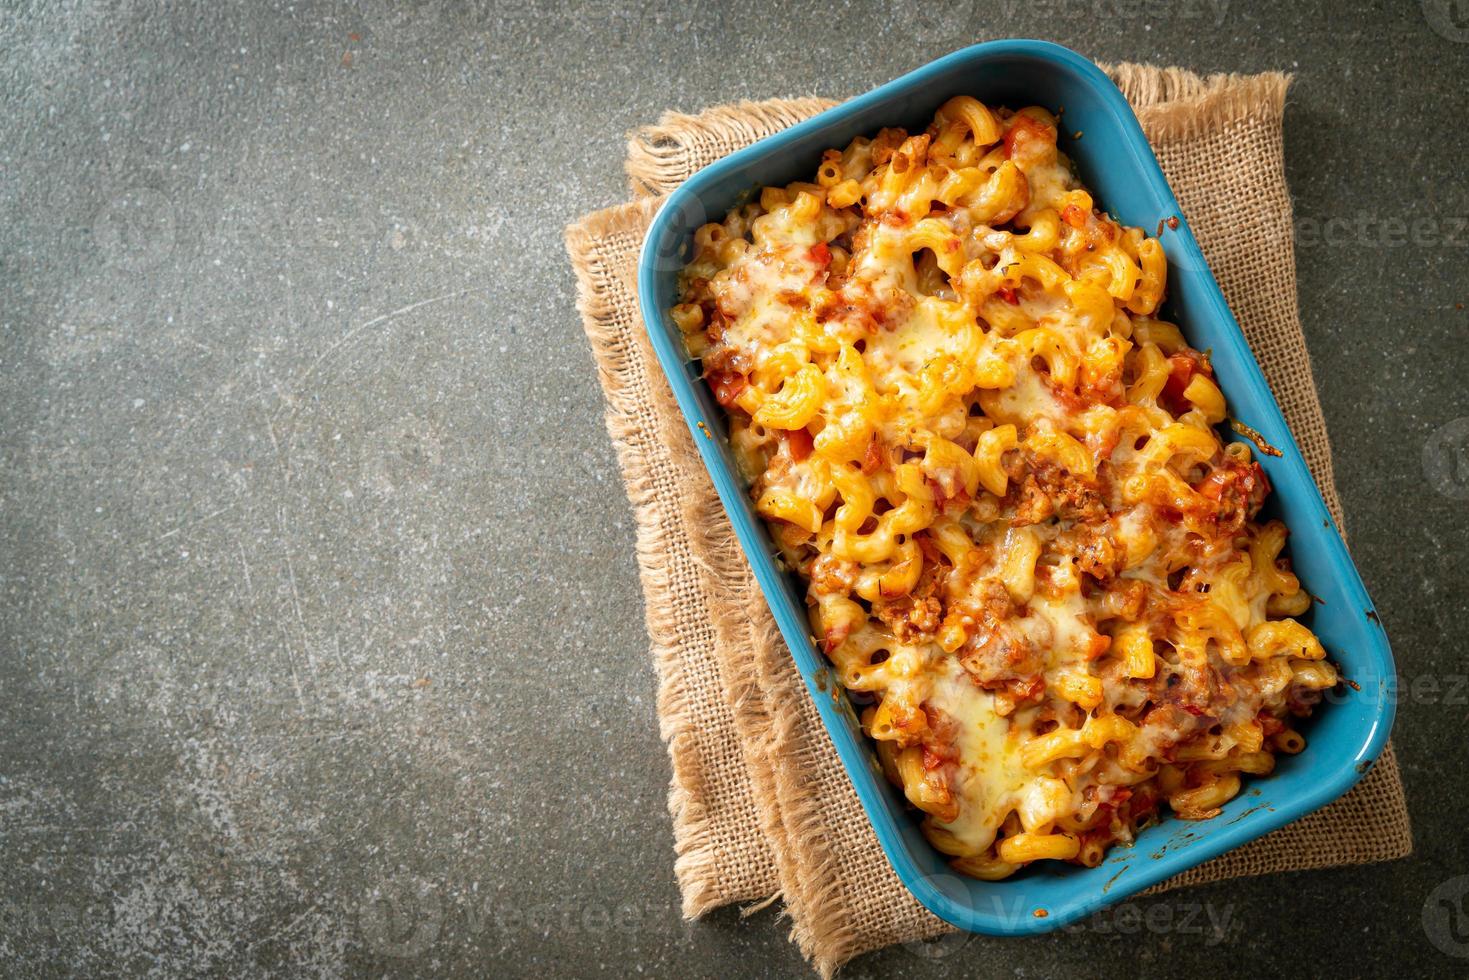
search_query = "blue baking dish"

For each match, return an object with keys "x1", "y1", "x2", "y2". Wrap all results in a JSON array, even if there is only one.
[{"x1": 636, "y1": 40, "x2": 1395, "y2": 934}]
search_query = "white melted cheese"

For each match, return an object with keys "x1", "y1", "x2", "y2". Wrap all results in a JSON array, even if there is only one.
[
  {"x1": 717, "y1": 248, "x2": 818, "y2": 350},
  {"x1": 1024, "y1": 580, "x2": 1092, "y2": 671},
  {"x1": 981, "y1": 350, "x2": 1068, "y2": 425},
  {"x1": 926, "y1": 656, "x2": 1030, "y2": 852},
  {"x1": 864, "y1": 297, "x2": 963, "y2": 385}
]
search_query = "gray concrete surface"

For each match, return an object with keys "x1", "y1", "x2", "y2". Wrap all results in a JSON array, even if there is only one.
[{"x1": 1, "y1": 0, "x2": 1466, "y2": 976}]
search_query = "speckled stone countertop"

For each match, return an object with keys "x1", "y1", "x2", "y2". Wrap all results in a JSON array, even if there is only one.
[{"x1": 2, "y1": 1, "x2": 1466, "y2": 975}]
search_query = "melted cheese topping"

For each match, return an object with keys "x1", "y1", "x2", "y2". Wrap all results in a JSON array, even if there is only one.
[
  {"x1": 927, "y1": 657, "x2": 1028, "y2": 852},
  {"x1": 675, "y1": 97, "x2": 1334, "y2": 878}
]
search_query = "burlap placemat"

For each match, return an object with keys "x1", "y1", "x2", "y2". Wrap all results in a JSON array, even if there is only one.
[{"x1": 565, "y1": 63, "x2": 1412, "y2": 975}]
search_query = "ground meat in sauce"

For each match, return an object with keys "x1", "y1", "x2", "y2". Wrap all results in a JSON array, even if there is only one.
[
  {"x1": 873, "y1": 563, "x2": 947, "y2": 640},
  {"x1": 1195, "y1": 457, "x2": 1269, "y2": 535},
  {"x1": 1064, "y1": 522, "x2": 1124, "y2": 581},
  {"x1": 875, "y1": 594, "x2": 944, "y2": 641},
  {"x1": 1009, "y1": 473, "x2": 1055, "y2": 526},
  {"x1": 954, "y1": 580, "x2": 1042, "y2": 696},
  {"x1": 810, "y1": 554, "x2": 859, "y2": 595}
]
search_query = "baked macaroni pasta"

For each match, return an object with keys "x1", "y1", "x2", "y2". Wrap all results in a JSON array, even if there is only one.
[{"x1": 672, "y1": 98, "x2": 1335, "y2": 879}]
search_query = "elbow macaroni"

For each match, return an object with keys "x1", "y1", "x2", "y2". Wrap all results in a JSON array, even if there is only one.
[{"x1": 675, "y1": 98, "x2": 1336, "y2": 879}]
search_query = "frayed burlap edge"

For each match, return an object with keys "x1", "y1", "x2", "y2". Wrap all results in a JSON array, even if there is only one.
[
  {"x1": 572, "y1": 62, "x2": 1412, "y2": 977},
  {"x1": 1108, "y1": 64, "x2": 1293, "y2": 141},
  {"x1": 626, "y1": 97, "x2": 840, "y2": 197},
  {"x1": 564, "y1": 198, "x2": 722, "y2": 914},
  {"x1": 566, "y1": 198, "x2": 785, "y2": 915}
]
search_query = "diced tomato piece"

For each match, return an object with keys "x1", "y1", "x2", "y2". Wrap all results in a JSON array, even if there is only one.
[
  {"x1": 1060, "y1": 203, "x2": 1088, "y2": 229},
  {"x1": 808, "y1": 241, "x2": 831, "y2": 267},
  {"x1": 861, "y1": 437, "x2": 886, "y2": 475},
  {"x1": 707, "y1": 369, "x2": 747, "y2": 408},
  {"x1": 784, "y1": 427, "x2": 814, "y2": 461},
  {"x1": 1160, "y1": 351, "x2": 1212, "y2": 415},
  {"x1": 996, "y1": 285, "x2": 1020, "y2": 305}
]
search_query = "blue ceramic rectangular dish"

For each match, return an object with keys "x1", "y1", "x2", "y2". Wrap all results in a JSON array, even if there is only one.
[{"x1": 636, "y1": 40, "x2": 1394, "y2": 934}]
